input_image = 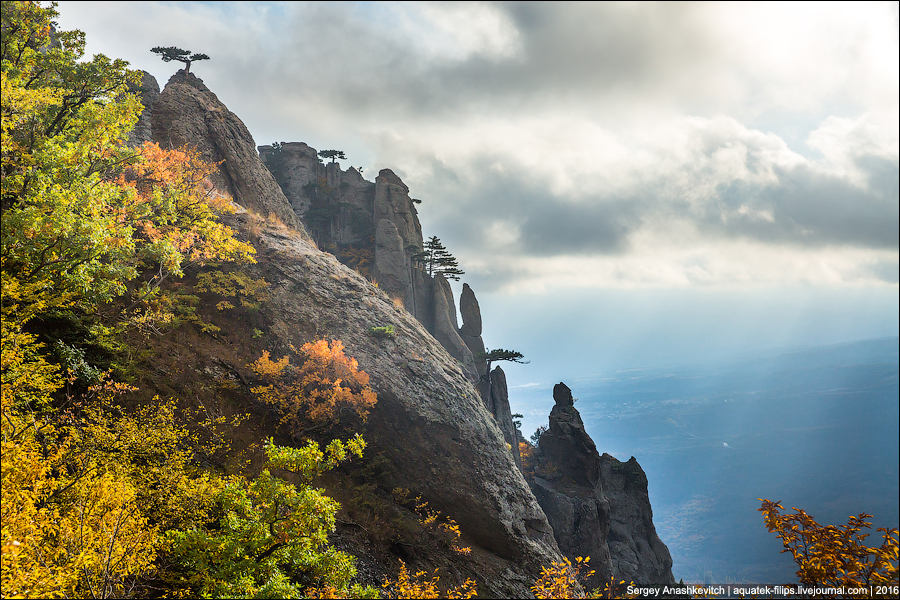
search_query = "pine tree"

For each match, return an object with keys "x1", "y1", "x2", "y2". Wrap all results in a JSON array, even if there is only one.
[
  {"x1": 318, "y1": 149, "x2": 346, "y2": 163},
  {"x1": 151, "y1": 46, "x2": 209, "y2": 73},
  {"x1": 412, "y1": 236, "x2": 465, "y2": 281}
]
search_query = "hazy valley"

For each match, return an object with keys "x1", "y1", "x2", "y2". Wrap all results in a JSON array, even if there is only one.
[{"x1": 514, "y1": 337, "x2": 900, "y2": 582}]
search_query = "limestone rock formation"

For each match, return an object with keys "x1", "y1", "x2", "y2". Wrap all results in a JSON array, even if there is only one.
[
  {"x1": 257, "y1": 142, "x2": 322, "y2": 215},
  {"x1": 531, "y1": 382, "x2": 675, "y2": 586},
  {"x1": 459, "y1": 283, "x2": 488, "y2": 381},
  {"x1": 432, "y1": 275, "x2": 477, "y2": 380},
  {"x1": 127, "y1": 70, "x2": 159, "y2": 147},
  {"x1": 455, "y1": 282, "x2": 520, "y2": 473},
  {"x1": 373, "y1": 219, "x2": 413, "y2": 302},
  {"x1": 459, "y1": 283, "x2": 482, "y2": 338},
  {"x1": 532, "y1": 382, "x2": 613, "y2": 586},
  {"x1": 258, "y1": 142, "x2": 375, "y2": 246},
  {"x1": 223, "y1": 211, "x2": 563, "y2": 596},
  {"x1": 488, "y1": 366, "x2": 523, "y2": 470},
  {"x1": 150, "y1": 70, "x2": 300, "y2": 229},
  {"x1": 126, "y1": 67, "x2": 675, "y2": 594},
  {"x1": 258, "y1": 145, "x2": 480, "y2": 379},
  {"x1": 374, "y1": 169, "x2": 422, "y2": 253},
  {"x1": 600, "y1": 454, "x2": 676, "y2": 585},
  {"x1": 136, "y1": 74, "x2": 565, "y2": 593}
]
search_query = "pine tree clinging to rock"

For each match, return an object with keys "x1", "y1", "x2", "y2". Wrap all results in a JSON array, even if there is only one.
[{"x1": 413, "y1": 236, "x2": 465, "y2": 281}]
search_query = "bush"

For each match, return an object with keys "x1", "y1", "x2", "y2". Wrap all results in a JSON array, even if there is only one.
[
  {"x1": 251, "y1": 339, "x2": 377, "y2": 439},
  {"x1": 369, "y1": 325, "x2": 395, "y2": 339}
]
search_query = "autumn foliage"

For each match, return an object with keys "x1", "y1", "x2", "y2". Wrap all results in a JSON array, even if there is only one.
[
  {"x1": 760, "y1": 499, "x2": 899, "y2": 593},
  {"x1": 251, "y1": 339, "x2": 377, "y2": 437},
  {"x1": 382, "y1": 560, "x2": 477, "y2": 599}
]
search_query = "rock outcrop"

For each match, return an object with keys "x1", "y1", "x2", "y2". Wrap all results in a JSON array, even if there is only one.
[
  {"x1": 532, "y1": 383, "x2": 613, "y2": 586},
  {"x1": 600, "y1": 454, "x2": 676, "y2": 585},
  {"x1": 134, "y1": 74, "x2": 565, "y2": 594},
  {"x1": 531, "y1": 382, "x2": 675, "y2": 587},
  {"x1": 487, "y1": 366, "x2": 523, "y2": 470},
  {"x1": 142, "y1": 71, "x2": 675, "y2": 592},
  {"x1": 459, "y1": 283, "x2": 488, "y2": 380},
  {"x1": 258, "y1": 143, "x2": 479, "y2": 380},
  {"x1": 127, "y1": 70, "x2": 159, "y2": 147},
  {"x1": 223, "y1": 211, "x2": 563, "y2": 596},
  {"x1": 432, "y1": 275, "x2": 477, "y2": 380},
  {"x1": 150, "y1": 71, "x2": 300, "y2": 229}
]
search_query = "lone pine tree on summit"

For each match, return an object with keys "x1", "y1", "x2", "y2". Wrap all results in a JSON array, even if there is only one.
[{"x1": 151, "y1": 46, "x2": 209, "y2": 73}]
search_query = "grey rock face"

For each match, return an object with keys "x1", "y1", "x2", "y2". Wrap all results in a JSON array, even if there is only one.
[
  {"x1": 432, "y1": 275, "x2": 477, "y2": 380},
  {"x1": 228, "y1": 213, "x2": 563, "y2": 597},
  {"x1": 534, "y1": 384, "x2": 612, "y2": 585},
  {"x1": 374, "y1": 219, "x2": 413, "y2": 308},
  {"x1": 258, "y1": 142, "x2": 376, "y2": 247},
  {"x1": 530, "y1": 476, "x2": 612, "y2": 583},
  {"x1": 151, "y1": 70, "x2": 300, "y2": 229},
  {"x1": 600, "y1": 455, "x2": 675, "y2": 586},
  {"x1": 372, "y1": 169, "x2": 425, "y2": 320},
  {"x1": 258, "y1": 142, "x2": 483, "y2": 388},
  {"x1": 127, "y1": 70, "x2": 159, "y2": 147},
  {"x1": 259, "y1": 148, "x2": 452, "y2": 333},
  {"x1": 458, "y1": 283, "x2": 488, "y2": 382},
  {"x1": 374, "y1": 169, "x2": 422, "y2": 250},
  {"x1": 459, "y1": 283, "x2": 482, "y2": 337},
  {"x1": 258, "y1": 142, "x2": 324, "y2": 216},
  {"x1": 542, "y1": 383, "x2": 600, "y2": 486},
  {"x1": 532, "y1": 382, "x2": 675, "y2": 586},
  {"x1": 489, "y1": 367, "x2": 523, "y2": 470}
]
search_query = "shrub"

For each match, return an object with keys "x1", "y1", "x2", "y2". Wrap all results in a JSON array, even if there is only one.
[
  {"x1": 382, "y1": 560, "x2": 477, "y2": 599},
  {"x1": 369, "y1": 325, "x2": 395, "y2": 339},
  {"x1": 251, "y1": 339, "x2": 377, "y2": 439}
]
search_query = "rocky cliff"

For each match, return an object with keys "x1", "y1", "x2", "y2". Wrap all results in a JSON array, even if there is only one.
[
  {"x1": 239, "y1": 214, "x2": 562, "y2": 595},
  {"x1": 150, "y1": 71, "x2": 301, "y2": 229},
  {"x1": 258, "y1": 142, "x2": 479, "y2": 381},
  {"x1": 134, "y1": 70, "x2": 675, "y2": 593},
  {"x1": 531, "y1": 383, "x2": 675, "y2": 587},
  {"x1": 134, "y1": 70, "x2": 562, "y2": 596}
]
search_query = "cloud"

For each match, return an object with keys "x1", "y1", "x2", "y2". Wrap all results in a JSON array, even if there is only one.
[{"x1": 55, "y1": 1, "x2": 899, "y2": 292}]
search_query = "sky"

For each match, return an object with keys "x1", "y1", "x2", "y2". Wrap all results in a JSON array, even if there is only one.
[{"x1": 56, "y1": 1, "x2": 899, "y2": 391}]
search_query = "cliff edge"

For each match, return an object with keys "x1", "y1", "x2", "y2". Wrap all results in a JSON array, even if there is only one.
[{"x1": 531, "y1": 383, "x2": 676, "y2": 587}]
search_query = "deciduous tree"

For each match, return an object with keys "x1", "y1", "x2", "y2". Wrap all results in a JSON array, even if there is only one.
[
  {"x1": 164, "y1": 436, "x2": 374, "y2": 599},
  {"x1": 251, "y1": 339, "x2": 377, "y2": 439},
  {"x1": 759, "y1": 499, "x2": 899, "y2": 591}
]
